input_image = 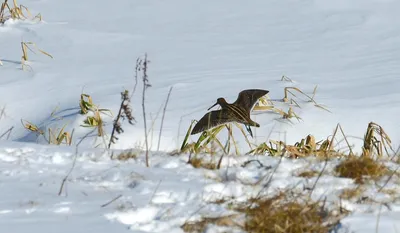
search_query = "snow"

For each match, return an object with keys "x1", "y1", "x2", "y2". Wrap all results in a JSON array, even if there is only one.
[{"x1": 1, "y1": 0, "x2": 400, "y2": 232}]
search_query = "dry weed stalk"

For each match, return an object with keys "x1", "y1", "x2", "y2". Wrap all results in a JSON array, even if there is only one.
[
  {"x1": 157, "y1": 86, "x2": 173, "y2": 151},
  {"x1": 280, "y1": 75, "x2": 294, "y2": 82},
  {"x1": 0, "y1": 126, "x2": 13, "y2": 140},
  {"x1": 58, "y1": 130, "x2": 91, "y2": 196},
  {"x1": 139, "y1": 54, "x2": 151, "y2": 167},
  {"x1": 108, "y1": 90, "x2": 135, "y2": 149}
]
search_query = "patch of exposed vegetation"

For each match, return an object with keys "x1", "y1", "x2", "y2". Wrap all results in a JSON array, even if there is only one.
[
  {"x1": 297, "y1": 170, "x2": 319, "y2": 178},
  {"x1": 241, "y1": 192, "x2": 345, "y2": 233},
  {"x1": 187, "y1": 155, "x2": 217, "y2": 170},
  {"x1": 335, "y1": 156, "x2": 388, "y2": 184},
  {"x1": 111, "y1": 150, "x2": 137, "y2": 161},
  {"x1": 181, "y1": 214, "x2": 240, "y2": 233}
]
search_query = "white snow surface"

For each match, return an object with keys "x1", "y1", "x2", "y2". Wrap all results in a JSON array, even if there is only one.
[{"x1": 1, "y1": 0, "x2": 400, "y2": 232}]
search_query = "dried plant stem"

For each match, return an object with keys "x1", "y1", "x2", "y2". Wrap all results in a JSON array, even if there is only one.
[
  {"x1": 132, "y1": 58, "x2": 140, "y2": 97},
  {"x1": 0, "y1": 126, "x2": 13, "y2": 140},
  {"x1": 308, "y1": 157, "x2": 328, "y2": 198},
  {"x1": 141, "y1": 54, "x2": 151, "y2": 167},
  {"x1": 157, "y1": 86, "x2": 173, "y2": 151},
  {"x1": 101, "y1": 194, "x2": 123, "y2": 208},
  {"x1": 108, "y1": 97, "x2": 126, "y2": 149},
  {"x1": 58, "y1": 130, "x2": 91, "y2": 196},
  {"x1": 148, "y1": 179, "x2": 162, "y2": 204}
]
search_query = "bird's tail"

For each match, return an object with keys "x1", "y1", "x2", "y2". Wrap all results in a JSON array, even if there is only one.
[{"x1": 252, "y1": 121, "x2": 260, "y2": 127}]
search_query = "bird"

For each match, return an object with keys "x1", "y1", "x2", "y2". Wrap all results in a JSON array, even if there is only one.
[{"x1": 191, "y1": 89, "x2": 269, "y2": 137}]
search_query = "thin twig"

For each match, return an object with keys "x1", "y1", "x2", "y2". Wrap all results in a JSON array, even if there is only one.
[
  {"x1": 252, "y1": 149, "x2": 286, "y2": 202},
  {"x1": 141, "y1": 54, "x2": 151, "y2": 167},
  {"x1": 375, "y1": 204, "x2": 383, "y2": 233},
  {"x1": 377, "y1": 165, "x2": 400, "y2": 193},
  {"x1": 157, "y1": 86, "x2": 173, "y2": 151},
  {"x1": 148, "y1": 179, "x2": 162, "y2": 204},
  {"x1": 308, "y1": 123, "x2": 345, "y2": 197},
  {"x1": 101, "y1": 194, "x2": 123, "y2": 208},
  {"x1": 132, "y1": 58, "x2": 141, "y2": 98},
  {"x1": 58, "y1": 130, "x2": 91, "y2": 196},
  {"x1": 108, "y1": 92, "x2": 126, "y2": 149},
  {"x1": 241, "y1": 159, "x2": 271, "y2": 168},
  {"x1": 0, "y1": 105, "x2": 6, "y2": 120},
  {"x1": 308, "y1": 157, "x2": 329, "y2": 198},
  {"x1": 0, "y1": 126, "x2": 13, "y2": 140}
]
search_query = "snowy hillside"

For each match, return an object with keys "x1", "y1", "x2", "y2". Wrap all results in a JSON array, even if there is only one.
[{"x1": 1, "y1": 0, "x2": 400, "y2": 232}]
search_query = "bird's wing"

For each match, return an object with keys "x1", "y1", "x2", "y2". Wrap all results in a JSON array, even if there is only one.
[
  {"x1": 233, "y1": 89, "x2": 269, "y2": 112},
  {"x1": 191, "y1": 109, "x2": 233, "y2": 135}
]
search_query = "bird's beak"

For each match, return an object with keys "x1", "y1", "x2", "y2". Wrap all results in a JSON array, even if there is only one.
[{"x1": 207, "y1": 102, "x2": 218, "y2": 111}]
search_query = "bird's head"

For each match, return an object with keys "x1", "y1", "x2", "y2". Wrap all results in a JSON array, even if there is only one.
[{"x1": 208, "y1": 98, "x2": 227, "y2": 111}]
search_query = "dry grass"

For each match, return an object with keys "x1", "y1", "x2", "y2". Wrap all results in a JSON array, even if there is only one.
[
  {"x1": 79, "y1": 93, "x2": 113, "y2": 137},
  {"x1": 188, "y1": 155, "x2": 217, "y2": 170},
  {"x1": 247, "y1": 133, "x2": 345, "y2": 158},
  {"x1": 362, "y1": 122, "x2": 394, "y2": 158},
  {"x1": 181, "y1": 120, "x2": 251, "y2": 156},
  {"x1": 111, "y1": 150, "x2": 137, "y2": 161},
  {"x1": 181, "y1": 214, "x2": 240, "y2": 233},
  {"x1": 335, "y1": 156, "x2": 388, "y2": 184},
  {"x1": 48, "y1": 124, "x2": 73, "y2": 145},
  {"x1": 21, "y1": 119, "x2": 73, "y2": 145},
  {"x1": 21, "y1": 41, "x2": 53, "y2": 71},
  {"x1": 340, "y1": 186, "x2": 365, "y2": 200},
  {"x1": 0, "y1": 0, "x2": 42, "y2": 25},
  {"x1": 242, "y1": 193, "x2": 339, "y2": 233},
  {"x1": 297, "y1": 170, "x2": 319, "y2": 178}
]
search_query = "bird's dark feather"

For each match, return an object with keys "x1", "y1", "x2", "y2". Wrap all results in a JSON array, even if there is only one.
[
  {"x1": 233, "y1": 89, "x2": 269, "y2": 112},
  {"x1": 191, "y1": 110, "x2": 233, "y2": 135}
]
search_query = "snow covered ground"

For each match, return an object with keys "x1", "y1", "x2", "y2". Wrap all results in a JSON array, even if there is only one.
[
  {"x1": 1, "y1": 0, "x2": 400, "y2": 232},
  {"x1": 0, "y1": 143, "x2": 399, "y2": 233}
]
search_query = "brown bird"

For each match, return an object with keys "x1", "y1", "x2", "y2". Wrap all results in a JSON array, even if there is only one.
[{"x1": 191, "y1": 89, "x2": 269, "y2": 137}]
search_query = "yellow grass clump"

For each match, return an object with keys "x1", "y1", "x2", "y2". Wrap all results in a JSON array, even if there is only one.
[
  {"x1": 335, "y1": 156, "x2": 388, "y2": 184},
  {"x1": 242, "y1": 193, "x2": 339, "y2": 233}
]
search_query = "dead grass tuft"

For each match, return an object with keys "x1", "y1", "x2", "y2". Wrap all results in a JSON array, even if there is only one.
[
  {"x1": 181, "y1": 214, "x2": 239, "y2": 233},
  {"x1": 188, "y1": 155, "x2": 217, "y2": 170},
  {"x1": 340, "y1": 186, "x2": 365, "y2": 200},
  {"x1": 335, "y1": 156, "x2": 388, "y2": 184},
  {"x1": 297, "y1": 170, "x2": 319, "y2": 178},
  {"x1": 111, "y1": 150, "x2": 137, "y2": 161},
  {"x1": 0, "y1": 0, "x2": 42, "y2": 25},
  {"x1": 362, "y1": 122, "x2": 394, "y2": 158},
  {"x1": 247, "y1": 133, "x2": 346, "y2": 158},
  {"x1": 242, "y1": 193, "x2": 337, "y2": 233}
]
